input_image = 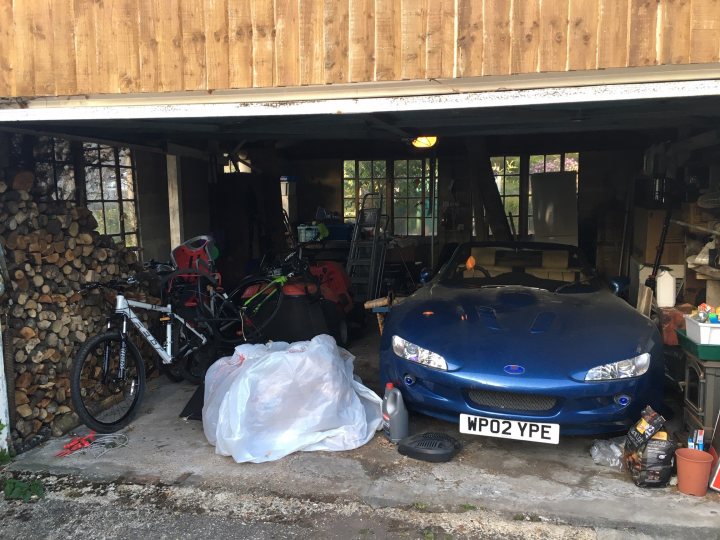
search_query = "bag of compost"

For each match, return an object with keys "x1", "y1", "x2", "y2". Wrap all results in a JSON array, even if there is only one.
[{"x1": 624, "y1": 433, "x2": 676, "y2": 487}]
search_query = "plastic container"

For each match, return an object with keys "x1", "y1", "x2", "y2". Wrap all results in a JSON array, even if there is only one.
[
  {"x1": 297, "y1": 225, "x2": 320, "y2": 243},
  {"x1": 685, "y1": 315, "x2": 720, "y2": 345},
  {"x1": 675, "y1": 447, "x2": 714, "y2": 496},
  {"x1": 382, "y1": 383, "x2": 408, "y2": 443},
  {"x1": 655, "y1": 270, "x2": 676, "y2": 308}
]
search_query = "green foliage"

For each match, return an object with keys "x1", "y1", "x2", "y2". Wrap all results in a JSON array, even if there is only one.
[{"x1": 3, "y1": 478, "x2": 45, "y2": 501}]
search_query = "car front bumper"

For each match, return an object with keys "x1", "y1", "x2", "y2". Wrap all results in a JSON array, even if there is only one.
[{"x1": 380, "y1": 353, "x2": 663, "y2": 436}]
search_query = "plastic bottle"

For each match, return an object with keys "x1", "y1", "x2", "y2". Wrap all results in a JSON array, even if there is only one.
[
  {"x1": 656, "y1": 270, "x2": 675, "y2": 308},
  {"x1": 382, "y1": 382, "x2": 409, "y2": 443}
]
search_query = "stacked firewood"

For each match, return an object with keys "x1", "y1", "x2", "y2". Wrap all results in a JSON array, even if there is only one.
[{"x1": 0, "y1": 173, "x2": 139, "y2": 451}]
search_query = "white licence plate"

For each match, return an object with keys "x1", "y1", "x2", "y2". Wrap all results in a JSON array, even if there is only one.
[{"x1": 459, "y1": 414, "x2": 560, "y2": 444}]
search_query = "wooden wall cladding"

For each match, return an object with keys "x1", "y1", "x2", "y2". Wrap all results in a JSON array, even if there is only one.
[{"x1": 1, "y1": 0, "x2": 719, "y2": 98}]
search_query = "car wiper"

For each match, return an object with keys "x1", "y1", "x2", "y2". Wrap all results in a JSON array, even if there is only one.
[{"x1": 554, "y1": 277, "x2": 594, "y2": 293}]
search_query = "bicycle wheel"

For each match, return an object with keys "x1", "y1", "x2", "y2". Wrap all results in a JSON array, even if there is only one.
[
  {"x1": 228, "y1": 277, "x2": 284, "y2": 342},
  {"x1": 211, "y1": 295, "x2": 246, "y2": 344},
  {"x1": 71, "y1": 332, "x2": 146, "y2": 433}
]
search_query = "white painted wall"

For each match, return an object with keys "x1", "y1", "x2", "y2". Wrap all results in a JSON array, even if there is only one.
[{"x1": 0, "y1": 321, "x2": 9, "y2": 454}]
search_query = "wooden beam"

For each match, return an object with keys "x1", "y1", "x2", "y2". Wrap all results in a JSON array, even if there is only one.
[
  {"x1": 466, "y1": 138, "x2": 512, "y2": 241},
  {"x1": 166, "y1": 154, "x2": 184, "y2": 247}
]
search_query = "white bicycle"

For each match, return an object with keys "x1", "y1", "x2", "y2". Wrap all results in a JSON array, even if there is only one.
[{"x1": 70, "y1": 276, "x2": 209, "y2": 433}]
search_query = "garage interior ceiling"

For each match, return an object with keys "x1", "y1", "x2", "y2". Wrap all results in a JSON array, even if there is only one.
[{"x1": 1, "y1": 95, "x2": 719, "y2": 157}]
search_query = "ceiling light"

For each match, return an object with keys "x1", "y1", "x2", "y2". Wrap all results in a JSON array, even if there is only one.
[{"x1": 411, "y1": 136, "x2": 437, "y2": 148}]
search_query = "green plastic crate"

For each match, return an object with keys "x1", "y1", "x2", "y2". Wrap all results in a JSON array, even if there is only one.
[{"x1": 676, "y1": 329, "x2": 720, "y2": 361}]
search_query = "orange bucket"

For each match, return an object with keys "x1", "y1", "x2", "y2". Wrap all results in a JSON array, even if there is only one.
[{"x1": 676, "y1": 448, "x2": 713, "y2": 496}]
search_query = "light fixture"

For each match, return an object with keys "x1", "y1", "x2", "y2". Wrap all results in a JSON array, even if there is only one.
[{"x1": 411, "y1": 136, "x2": 437, "y2": 148}]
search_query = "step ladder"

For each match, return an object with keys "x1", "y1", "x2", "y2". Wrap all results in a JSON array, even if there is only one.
[{"x1": 346, "y1": 192, "x2": 387, "y2": 304}]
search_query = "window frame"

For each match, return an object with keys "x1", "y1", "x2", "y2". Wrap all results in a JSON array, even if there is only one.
[
  {"x1": 490, "y1": 152, "x2": 579, "y2": 239},
  {"x1": 342, "y1": 158, "x2": 438, "y2": 237},
  {"x1": 83, "y1": 143, "x2": 141, "y2": 250}
]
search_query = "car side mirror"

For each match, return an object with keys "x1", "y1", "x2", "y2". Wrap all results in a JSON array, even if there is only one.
[
  {"x1": 419, "y1": 267, "x2": 431, "y2": 285},
  {"x1": 608, "y1": 276, "x2": 630, "y2": 296}
]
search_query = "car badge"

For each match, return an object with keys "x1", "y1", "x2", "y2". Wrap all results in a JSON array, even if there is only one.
[{"x1": 504, "y1": 364, "x2": 525, "y2": 375}]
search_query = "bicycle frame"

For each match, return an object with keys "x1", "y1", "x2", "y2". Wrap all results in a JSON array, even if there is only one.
[{"x1": 114, "y1": 294, "x2": 207, "y2": 365}]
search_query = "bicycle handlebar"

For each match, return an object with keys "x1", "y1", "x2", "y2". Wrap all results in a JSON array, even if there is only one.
[{"x1": 82, "y1": 276, "x2": 139, "y2": 293}]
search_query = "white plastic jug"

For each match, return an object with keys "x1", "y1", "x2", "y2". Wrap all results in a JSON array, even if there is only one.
[{"x1": 656, "y1": 270, "x2": 675, "y2": 308}]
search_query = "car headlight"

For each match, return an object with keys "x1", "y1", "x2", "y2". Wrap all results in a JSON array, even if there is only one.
[
  {"x1": 584, "y1": 353, "x2": 651, "y2": 381},
  {"x1": 392, "y1": 335, "x2": 448, "y2": 370}
]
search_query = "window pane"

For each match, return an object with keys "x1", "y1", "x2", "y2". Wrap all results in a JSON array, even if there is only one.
[
  {"x1": 503, "y1": 196, "x2": 519, "y2": 215},
  {"x1": 408, "y1": 160, "x2": 423, "y2": 177},
  {"x1": 343, "y1": 178, "x2": 355, "y2": 198},
  {"x1": 394, "y1": 219, "x2": 407, "y2": 236},
  {"x1": 34, "y1": 162, "x2": 54, "y2": 196},
  {"x1": 102, "y1": 168, "x2": 118, "y2": 200},
  {"x1": 411, "y1": 177, "x2": 424, "y2": 196},
  {"x1": 123, "y1": 201, "x2": 138, "y2": 232},
  {"x1": 87, "y1": 202, "x2": 105, "y2": 234},
  {"x1": 54, "y1": 139, "x2": 72, "y2": 162},
  {"x1": 505, "y1": 157, "x2": 520, "y2": 174},
  {"x1": 394, "y1": 160, "x2": 407, "y2": 178},
  {"x1": 373, "y1": 161, "x2": 386, "y2": 178},
  {"x1": 510, "y1": 216, "x2": 520, "y2": 234},
  {"x1": 56, "y1": 164, "x2": 75, "y2": 200},
  {"x1": 565, "y1": 152, "x2": 579, "y2": 171},
  {"x1": 84, "y1": 143, "x2": 100, "y2": 164},
  {"x1": 424, "y1": 217, "x2": 437, "y2": 236},
  {"x1": 99, "y1": 146, "x2": 115, "y2": 164},
  {"x1": 375, "y1": 178, "x2": 386, "y2": 195},
  {"x1": 505, "y1": 175, "x2": 520, "y2": 196},
  {"x1": 491, "y1": 156, "x2": 505, "y2": 175},
  {"x1": 104, "y1": 202, "x2": 121, "y2": 234},
  {"x1": 358, "y1": 161, "x2": 372, "y2": 178},
  {"x1": 359, "y1": 178, "x2": 372, "y2": 197},
  {"x1": 343, "y1": 160, "x2": 355, "y2": 178},
  {"x1": 394, "y1": 178, "x2": 409, "y2": 198},
  {"x1": 407, "y1": 218, "x2": 422, "y2": 235},
  {"x1": 85, "y1": 167, "x2": 101, "y2": 200},
  {"x1": 125, "y1": 233, "x2": 138, "y2": 248},
  {"x1": 408, "y1": 198, "x2": 423, "y2": 218},
  {"x1": 118, "y1": 147, "x2": 132, "y2": 167},
  {"x1": 394, "y1": 198, "x2": 408, "y2": 217},
  {"x1": 343, "y1": 199, "x2": 356, "y2": 218},
  {"x1": 120, "y1": 168, "x2": 135, "y2": 199},
  {"x1": 545, "y1": 154, "x2": 562, "y2": 172},
  {"x1": 529, "y1": 155, "x2": 545, "y2": 174}
]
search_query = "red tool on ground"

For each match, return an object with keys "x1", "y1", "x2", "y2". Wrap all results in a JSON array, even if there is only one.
[{"x1": 56, "y1": 431, "x2": 96, "y2": 457}]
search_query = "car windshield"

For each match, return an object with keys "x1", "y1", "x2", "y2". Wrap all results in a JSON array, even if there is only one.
[{"x1": 438, "y1": 242, "x2": 600, "y2": 293}]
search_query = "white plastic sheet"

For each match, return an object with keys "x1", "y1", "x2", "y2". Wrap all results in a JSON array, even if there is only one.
[{"x1": 203, "y1": 334, "x2": 382, "y2": 463}]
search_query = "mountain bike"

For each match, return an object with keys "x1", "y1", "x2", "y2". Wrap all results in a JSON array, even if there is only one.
[{"x1": 71, "y1": 276, "x2": 210, "y2": 433}]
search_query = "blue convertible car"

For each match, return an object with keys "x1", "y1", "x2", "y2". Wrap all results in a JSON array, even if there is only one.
[{"x1": 380, "y1": 242, "x2": 664, "y2": 441}]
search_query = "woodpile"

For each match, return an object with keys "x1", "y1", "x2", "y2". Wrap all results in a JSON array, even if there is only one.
[{"x1": 0, "y1": 174, "x2": 139, "y2": 452}]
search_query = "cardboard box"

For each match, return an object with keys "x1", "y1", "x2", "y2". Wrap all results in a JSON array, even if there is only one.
[{"x1": 632, "y1": 207, "x2": 685, "y2": 264}]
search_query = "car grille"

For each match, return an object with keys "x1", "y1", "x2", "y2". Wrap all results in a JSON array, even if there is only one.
[{"x1": 467, "y1": 389, "x2": 557, "y2": 412}]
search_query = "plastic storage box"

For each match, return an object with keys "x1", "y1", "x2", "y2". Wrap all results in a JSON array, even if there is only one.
[
  {"x1": 297, "y1": 224, "x2": 320, "y2": 242},
  {"x1": 685, "y1": 315, "x2": 720, "y2": 345}
]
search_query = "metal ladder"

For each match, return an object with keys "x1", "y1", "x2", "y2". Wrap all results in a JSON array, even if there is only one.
[{"x1": 346, "y1": 192, "x2": 387, "y2": 303}]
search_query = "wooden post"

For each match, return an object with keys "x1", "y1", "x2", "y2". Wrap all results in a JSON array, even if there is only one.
[{"x1": 166, "y1": 154, "x2": 184, "y2": 247}]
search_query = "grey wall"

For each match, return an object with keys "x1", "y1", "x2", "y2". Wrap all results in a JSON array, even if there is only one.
[
  {"x1": 292, "y1": 159, "x2": 343, "y2": 224},
  {"x1": 180, "y1": 157, "x2": 211, "y2": 240},
  {"x1": 134, "y1": 150, "x2": 171, "y2": 261}
]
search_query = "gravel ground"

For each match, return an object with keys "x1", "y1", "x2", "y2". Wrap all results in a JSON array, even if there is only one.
[{"x1": 0, "y1": 471, "x2": 608, "y2": 539}]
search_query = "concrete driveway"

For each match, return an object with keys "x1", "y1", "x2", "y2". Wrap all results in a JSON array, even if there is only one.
[{"x1": 2, "y1": 330, "x2": 719, "y2": 538}]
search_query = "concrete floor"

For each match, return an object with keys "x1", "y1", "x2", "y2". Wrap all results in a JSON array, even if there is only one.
[{"x1": 4, "y1": 328, "x2": 720, "y2": 538}]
